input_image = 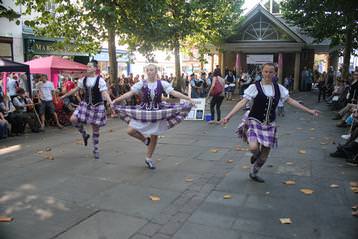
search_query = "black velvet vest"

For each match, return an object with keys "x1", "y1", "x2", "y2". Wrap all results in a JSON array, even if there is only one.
[
  {"x1": 248, "y1": 81, "x2": 281, "y2": 124},
  {"x1": 83, "y1": 76, "x2": 103, "y2": 105}
]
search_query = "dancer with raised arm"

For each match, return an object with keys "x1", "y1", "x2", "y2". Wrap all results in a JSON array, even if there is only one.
[
  {"x1": 60, "y1": 61, "x2": 112, "y2": 160},
  {"x1": 112, "y1": 64, "x2": 194, "y2": 169},
  {"x1": 221, "y1": 63, "x2": 320, "y2": 183}
]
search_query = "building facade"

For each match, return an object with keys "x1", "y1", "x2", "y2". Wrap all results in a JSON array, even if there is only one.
[{"x1": 217, "y1": 3, "x2": 335, "y2": 91}]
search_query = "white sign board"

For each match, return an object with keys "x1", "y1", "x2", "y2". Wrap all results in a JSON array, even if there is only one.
[
  {"x1": 247, "y1": 54, "x2": 274, "y2": 64},
  {"x1": 181, "y1": 98, "x2": 206, "y2": 120}
]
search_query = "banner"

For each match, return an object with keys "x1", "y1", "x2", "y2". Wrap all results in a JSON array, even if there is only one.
[
  {"x1": 181, "y1": 98, "x2": 206, "y2": 120},
  {"x1": 247, "y1": 54, "x2": 273, "y2": 64}
]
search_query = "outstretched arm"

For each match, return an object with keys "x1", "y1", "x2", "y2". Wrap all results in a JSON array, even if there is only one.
[
  {"x1": 112, "y1": 90, "x2": 135, "y2": 104},
  {"x1": 170, "y1": 90, "x2": 195, "y2": 105},
  {"x1": 60, "y1": 86, "x2": 79, "y2": 99},
  {"x1": 221, "y1": 98, "x2": 249, "y2": 125},
  {"x1": 286, "y1": 97, "x2": 320, "y2": 116},
  {"x1": 101, "y1": 90, "x2": 113, "y2": 106}
]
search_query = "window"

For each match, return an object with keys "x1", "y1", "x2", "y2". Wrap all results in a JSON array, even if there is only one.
[
  {"x1": 243, "y1": 19, "x2": 279, "y2": 41},
  {"x1": 0, "y1": 38, "x2": 13, "y2": 60}
]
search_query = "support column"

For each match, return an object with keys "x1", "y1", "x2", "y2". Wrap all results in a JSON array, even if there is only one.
[
  {"x1": 218, "y1": 49, "x2": 224, "y2": 76},
  {"x1": 294, "y1": 52, "x2": 301, "y2": 92},
  {"x1": 278, "y1": 52, "x2": 283, "y2": 83},
  {"x1": 211, "y1": 54, "x2": 214, "y2": 72}
]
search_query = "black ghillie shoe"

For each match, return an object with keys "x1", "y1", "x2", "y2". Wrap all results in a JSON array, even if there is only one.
[
  {"x1": 83, "y1": 134, "x2": 90, "y2": 146},
  {"x1": 93, "y1": 151, "x2": 100, "y2": 160},
  {"x1": 145, "y1": 159, "x2": 156, "y2": 169},
  {"x1": 144, "y1": 137, "x2": 151, "y2": 146},
  {"x1": 249, "y1": 173, "x2": 265, "y2": 183}
]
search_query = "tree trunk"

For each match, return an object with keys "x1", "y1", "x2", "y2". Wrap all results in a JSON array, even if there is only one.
[
  {"x1": 174, "y1": 39, "x2": 182, "y2": 92},
  {"x1": 107, "y1": 24, "x2": 118, "y2": 84},
  {"x1": 342, "y1": 26, "x2": 353, "y2": 79}
]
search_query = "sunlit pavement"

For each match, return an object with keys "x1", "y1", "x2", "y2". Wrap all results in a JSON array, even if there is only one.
[{"x1": 0, "y1": 92, "x2": 357, "y2": 239}]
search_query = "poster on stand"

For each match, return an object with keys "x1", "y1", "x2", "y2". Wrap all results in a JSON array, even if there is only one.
[{"x1": 181, "y1": 98, "x2": 206, "y2": 120}]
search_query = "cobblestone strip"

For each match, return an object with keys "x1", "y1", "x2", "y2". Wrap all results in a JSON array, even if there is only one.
[{"x1": 130, "y1": 152, "x2": 237, "y2": 239}]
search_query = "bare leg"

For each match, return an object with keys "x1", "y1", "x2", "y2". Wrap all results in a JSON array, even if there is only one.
[
  {"x1": 52, "y1": 112, "x2": 63, "y2": 128},
  {"x1": 40, "y1": 114, "x2": 45, "y2": 129},
  {"x1": 127, "y1": 127, "x2": 146, "y2": 143},
  {"x1": 145, "y1": 135, "x2": 158, "y2": 169},
  {"x1": 146, "y1": 135, "x2": 158, "y2": 158}
]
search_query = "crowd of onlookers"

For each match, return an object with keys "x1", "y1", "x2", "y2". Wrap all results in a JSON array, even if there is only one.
[
  {"x1": 323, "y1": 67, "x2": 358, "y2": 165},
  {"x1": 1, "y1": 64, "x2": 358, "y2": 165}
]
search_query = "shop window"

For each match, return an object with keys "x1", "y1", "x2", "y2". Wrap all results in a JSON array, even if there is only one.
[{"x1": 0, "y1": 42, "x2": 13, "y2": 60}]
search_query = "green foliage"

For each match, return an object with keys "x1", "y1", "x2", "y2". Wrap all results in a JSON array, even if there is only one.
[
  {"x1": 281, "y1": 0, "x2": 358, "y2": 51},
  {"x1": 121, "y1": 0, "x2": 244, "y2": 61},
  {"x1": 0, "y1": 0, "x2": 20, "y2": 22}
]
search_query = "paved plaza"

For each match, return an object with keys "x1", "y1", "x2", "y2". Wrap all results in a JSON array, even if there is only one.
[{"x1": 0, "y1": 92, "x2": 357, "y2": 239}]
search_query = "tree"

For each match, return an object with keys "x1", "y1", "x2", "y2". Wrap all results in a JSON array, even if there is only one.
[
  {"x1": 281, "y1": 0, "x2": 358, "y2": 78},
  {"x1": 0, "y1": 0, "x2": 20, "y2": 21},
  {"x1": 17, "y1": 0, "x2": 122, "y2": 82},
  {"x1": 121, "y1": 0, "x2": 244, "y2": 87}
]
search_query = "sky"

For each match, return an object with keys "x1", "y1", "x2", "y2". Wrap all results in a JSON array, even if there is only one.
[{"x1": 242, "y1": 0, "x2": 261, "y2": 13}]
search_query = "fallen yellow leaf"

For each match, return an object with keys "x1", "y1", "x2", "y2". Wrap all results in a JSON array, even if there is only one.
[
  {"x1": 242, "y1": 165, "x2": 250, "y2": 169},
  {"x1": 330, "y1": 184, "x2": 339, "y2": 188},
  {"x1": 223, "y1": 194, "x2": 232, "y2": 199},
  {"x1": 350, "y1": 182, "x2": 358, "y2": 187},
  {"x1": 156, "y1": 158, "x2": 161, "y2": 161},
  {"x1": 209, "y1": 148, "x2": 219, "y2": 153},
  {"x1": 279, "y1": 218, "x2": 292, "y2": 224},
  {"x1": 45, "y1": 147, "x2": 52, "y2": 152},
  {"x1": 184, "y1": 177, "x2": 193, "y2": 182},
  {"x1": 45, "y1": 155, "x2": 54, "y2": 160},
  {"x1": 300, "y1": 188, "x2": 314, "y2": 195},
  {"x1": 286, "y1": 162, "x2": 294, "y2": 165},
  {"x1": 283, "y1": 180, "x2": 296, "y2": 185},
  {"x1": 298, "y1": 150, "x2": 306, "y2": 154},
  {"x1": 351, "y1": 187, "x2": 358, "y2": 193},
  {"x1": 149, "y1": 195, "x2": 160, "y2": 201},
  {"x1": 37, "y1": 151, "x2": 44, "y2": 154},
  {"x1": 320, "y1": 142, "x2": 328, "y2": 145},
  {"x1": 226, "y1": 160, "x2": 234, "y2": 163},
  {"x1": 75, "y1": 139, "x2": 83, "y2": 145},
  {"x1": 309, "y1": 128, "x2": 315, "y2": 131}
]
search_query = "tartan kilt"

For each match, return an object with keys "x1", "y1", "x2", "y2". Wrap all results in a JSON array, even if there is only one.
[
  {"x1": 113, "y1": 102, "x2": 192, "y2": 129},
  {"x1": 236, "y1": 114, "x2": 278, "y2": 148},
  {"x1": 73, "y1": 101, "x2": 107, "y2": 127}
]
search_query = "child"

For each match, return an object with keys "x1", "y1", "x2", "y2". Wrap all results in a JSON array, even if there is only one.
[
  {"x1": 112, "y1": 64, "x2": 195, "y2": 169},
  {"x1": 221, "y1": 63, "x2": 319, "y2": 183},
  {"x1": 60, "y1": 61, "x2": 113, "y2": 160}
]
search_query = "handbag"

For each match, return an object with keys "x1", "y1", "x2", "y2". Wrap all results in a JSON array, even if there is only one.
[{"x1": 210, "y1": 78, "x2": 224, "y2": 96}]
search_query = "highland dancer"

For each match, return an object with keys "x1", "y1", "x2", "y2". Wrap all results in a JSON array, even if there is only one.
[
  {"x1": 112, "y1": 64, "x2": 194, "y2": 169},
  {"x1": 60, "y1": 61, "x2": 112, "y2": 159},
  {"x1": 221, "y1": 63, "x2": 319, "y2": 183}
]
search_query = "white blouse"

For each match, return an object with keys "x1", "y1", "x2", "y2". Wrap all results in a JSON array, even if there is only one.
[
  {"x1": 78, "y1": 76, "x2": 108, "y2": 92},
  {"x1": 244, "y1": 82, "x2": 289, "y2": 102},
  {"x1": 131, "y1": 80, "x2": 174, "y2": 97}
]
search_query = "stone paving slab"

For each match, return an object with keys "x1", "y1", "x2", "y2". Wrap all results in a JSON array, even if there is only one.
[
  {"x1": 0, "y1": 92, "x2": 357, "y2": 239},
  {"x1": 56, "y1": 211, "x2": 147, "y2": 239}
]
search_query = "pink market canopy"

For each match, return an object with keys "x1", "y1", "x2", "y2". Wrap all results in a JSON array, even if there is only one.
[
  {"x1": 25, "y1": 56, "x2": 89, "y2": 88},
  {"x1": 0, "y1": 58, "x2": 31, "y2": 96}
]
